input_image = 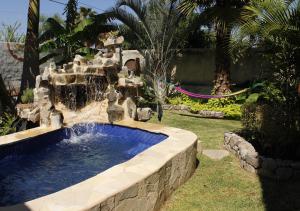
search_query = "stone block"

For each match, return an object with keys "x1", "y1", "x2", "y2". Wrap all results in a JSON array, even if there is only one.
[
  {"x1": 118, "y1": 78, "x2": 126, "y2": 87},
  {"x1": 245, "y1": 154, "x2": 260, "y2": 168},
  {"x1": 107, "y1": 104, "x2": 124, "y2": 123},
  {"x1": 137, "y1": 108, "x2": 152, "y2": 121},
  {"x1": 162, "y1": 105, "x2": 172, "y2": 110},
  {"x1": 125, "y1": 97, "x2": 137, "y2": 119},
  {"x1": 28, "y1": 107, "x2": 40, "y2": 123},
  {"x1": 243, "y1": 162, "x2": 257, "y2": 174},
  {"x1": 239, "y1": 147, "x2": 249, "y2": 160},
  {"x1": 42, "y1": 67, "x2": 50, "y2": 81},
  {"x1": 50, "y1": 111, "x2": 63, "y2": 128},
  {"x1": 35, "y1": 75, "x2": 42, "y2": 89},
  {"x1": 224, "y1": 132, "x2": 234, "y2": 144},
  {"x1": 100, "y1": 196, "x2": 115, "y2": 211}
]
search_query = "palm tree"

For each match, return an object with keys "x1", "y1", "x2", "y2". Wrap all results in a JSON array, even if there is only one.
[
  {"x1": 39, "y1": 9, "x2": 115, "y2": 65},
  {"x1": 108, "y1": 0, "x2": 183, "y2": 120},
  {"x1": 64, "y1": 0, "x2": 78, "y2": 31},
  {"x1": 236, "y1": 0, "x2": 300, "y2": 47},
  {"x1": 234, "y1": 0, "x2": 300, "y2": 84},
  {"x1": 19, "y1": 0, "x2": 40, "y2": 99},
  {"x1": 39, "y1": 1, "x2": 114, "y2": 64},
  {"x1": 179, "y1": 0, "x2": 248, "y2": 94}
]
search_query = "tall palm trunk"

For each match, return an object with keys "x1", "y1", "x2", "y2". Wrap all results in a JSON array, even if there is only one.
[
  {"x1": 19, "y1": 0, "x2": 40, "y2": 100},
  {"x1": 213, "y1": 0, "x2": 231, "y2": 95},
  {"x1": 214, "y1": 23, "x2": 231, "y2": 95}
]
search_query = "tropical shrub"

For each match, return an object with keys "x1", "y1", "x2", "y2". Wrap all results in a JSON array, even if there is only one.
[
  {"x1": 109, "y1": 0, "x2": 186, "y2": 121},
  {"x1": 0, "y1": 113, "x2": 17, "y2": 136},
  {"x1": 168, "y1": 94, "x2": 241, "y2": 119},
  {"x1": 241, "y1": 82, "x2": 300, "y2": 159},
  {"x1": 21, "y1": 88, "x2": 34, "y2": 104},
  {"x1": 39, "y1": 6, "x2": 115, "y2": 65},
  {"x1": 231, "y1": 0, "x2": 300, "y2": 159}
]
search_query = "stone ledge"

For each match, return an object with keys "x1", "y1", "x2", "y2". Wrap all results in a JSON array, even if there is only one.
[
  {"x1": 224, "y1": 132, "x2": 300, "y2": 180},
  {"x1": 0, "y1": 121, "x2": 198, "y2": 211},
  {"x1": 163, "y1": 104, "x2": 224, "y2": 119}
]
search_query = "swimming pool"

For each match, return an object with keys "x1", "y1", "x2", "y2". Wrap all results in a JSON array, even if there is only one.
[{"x1": 0, "y1": 123, "x2": 167, "y2": 206}]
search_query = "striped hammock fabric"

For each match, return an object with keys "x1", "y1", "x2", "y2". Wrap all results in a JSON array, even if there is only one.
[{"x1": 174, "y1": 86, "x2": 249, "y2": 99}]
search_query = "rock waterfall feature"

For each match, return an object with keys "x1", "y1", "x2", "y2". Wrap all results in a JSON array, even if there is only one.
[{"x1": 18, "y1": 36, "x2": 146, "y2": 127}]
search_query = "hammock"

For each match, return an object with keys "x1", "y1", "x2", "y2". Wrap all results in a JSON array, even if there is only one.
[{"x1": 175, "y1": 86, "x2": 249, "y2": 99}]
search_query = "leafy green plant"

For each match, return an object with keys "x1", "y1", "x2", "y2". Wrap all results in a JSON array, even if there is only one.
[
  {"x1": 0, "y1": 113, "x2": 17, "y2": 136},
  {"x1": 190, "y1": 102, "x2": 241, "y2": 120},
  {"x1": 0, "y1": 22, "x2": 25, "y2": 42},
  {"x1": 21, "y1": 88, "x2": 34, "y2": 104},
  {"x1": 39, "y1": 6, "x2": 115, "y2": 65},
  {"x1": 241, "y1": 81, "x2": 300, "y2": 159},
  {"x1": 168, "y1": 94, "x2": 241, "y2": 119},
  {"x1": 245, "y1": 82, "x2": 285, "y2": 104}
]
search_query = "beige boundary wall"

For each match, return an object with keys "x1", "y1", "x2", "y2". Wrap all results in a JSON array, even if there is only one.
[{"x1": 0, "y1": 121, "x2": 198, "y2": 211}]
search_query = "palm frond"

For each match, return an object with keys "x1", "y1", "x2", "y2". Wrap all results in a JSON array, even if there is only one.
[
  {"x1": 108, "y1": 6, "x2": 150, "y2": 48},
  {"x1": 39, "y1": 18, "x2": 66, "y2": 43},
  {"x1": 115, "y1": 0, "x2": 147, "y2": 22}
]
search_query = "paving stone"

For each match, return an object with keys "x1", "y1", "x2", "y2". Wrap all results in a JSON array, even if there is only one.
[{"x1": 203, "y1": 149, "x2": 230, "y2": 160}]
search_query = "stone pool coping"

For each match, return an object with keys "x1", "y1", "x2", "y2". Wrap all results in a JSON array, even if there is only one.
[
  {"x1": 0, "y1": 121, "x2": 198, "y2": 211},
  {"x1": 224, "y1": 132, "x2": 300, "y2": 180}
]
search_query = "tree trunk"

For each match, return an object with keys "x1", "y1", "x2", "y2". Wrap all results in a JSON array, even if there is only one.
[
  {"x1": 19, "y1": 0, "x2": 40, "y2": 100},
  {"x1": 213, "y1": 0, "x2": 231, "y2": 95}
]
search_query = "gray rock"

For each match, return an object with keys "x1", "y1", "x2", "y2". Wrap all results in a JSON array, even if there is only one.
[
  {"x1": 107, "y1": 89, "x2": 119, "y2": 102},
  {"x1": 28, "y1": 107, "x2": 40, "y2": 123},
  {"x1": 243, "y1": 162, "x2": 257, "y2": 174},
  {"x1": 198, "y1": 110, "x2": 224, "y2": 118},
  {"x1": 50, "y1": 111, "x2": 63, "y2": 128},
  {"x1": 224, "y1": 132, "x2": 234, "y2": 144},
  {"x1": 42, "y1": 67, "x2": 50, "y2": 81},
  {"x1": 35, "y1": 75, "x2": 42, "y2": 89},
  {"x1": 162, "y1": 105, "x2": 172, "y2": 110},
  {"x1": 239, "y1": 147, "x2": 249, "y2": 160},
  {"x1": 107, "y1": 104, "x2": 124, "y2": 123},
  {"x1": 245, "y1": 154, "x2": 260, "y2": 168},
  {"x1": 137, "y1": 108, "x2": 152, "y2": 121}
]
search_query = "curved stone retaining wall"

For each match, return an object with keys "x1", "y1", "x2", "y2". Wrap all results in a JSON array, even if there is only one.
[
  {"x1": 224, "y1": 132, "x2": 300, "y2": 180},
  {"x1": 1, "y1": 121, "x2": 198, "y2": 211}
]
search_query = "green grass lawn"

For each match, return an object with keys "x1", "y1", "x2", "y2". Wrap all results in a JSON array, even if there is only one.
[{"x1": 149, "y1": 111, "x2": 300, "y2": 211}]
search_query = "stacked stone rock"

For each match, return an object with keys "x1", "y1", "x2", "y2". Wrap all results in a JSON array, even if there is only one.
[
  {"x1": 224, "y1": 132, "x2": 300, "y2": 180},
  {"x1": 162, "y1": 104, "x2": 224, "y2": 119},
  {"x1": 15, "y1": 35, "x2": 157, "y2": 127},
  {"x1": 16, "y1": 36, "x2": 154, "y2": 125},
  {"x1": 35, "y1": 66, "x2": 63, "y2": 128}
]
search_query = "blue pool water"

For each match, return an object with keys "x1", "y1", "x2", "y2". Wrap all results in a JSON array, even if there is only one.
[{"x1": 0, "y1": 123, "x2": 167, "y2": 206}]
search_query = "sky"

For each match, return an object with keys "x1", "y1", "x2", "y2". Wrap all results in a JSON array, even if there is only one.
[{"x1": 0, "y1": 0, "x2": 116, "y2": 33}]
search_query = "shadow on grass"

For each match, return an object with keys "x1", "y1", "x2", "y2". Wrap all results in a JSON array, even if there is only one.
[
  {"x1": 196, "y1": 157, "x2": 200, "y2": 169},
  {"x1": 259, "y1": 176, "x2": 300, "y2": 210}
]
